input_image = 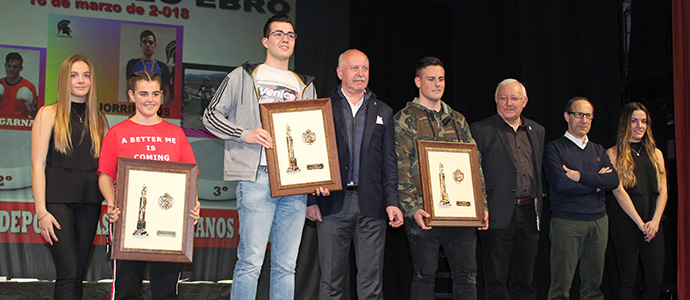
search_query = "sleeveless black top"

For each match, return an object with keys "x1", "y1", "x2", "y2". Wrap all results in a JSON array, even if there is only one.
[
  {"x1": 46, "y1": 102, "x2": 99, "y2": 171},
  {"x1": 45, "y1": 102, "x2": 103, "y2": 204},
  {"x1": 624, "y1": 142, "x2": 659, "y2": 221}
]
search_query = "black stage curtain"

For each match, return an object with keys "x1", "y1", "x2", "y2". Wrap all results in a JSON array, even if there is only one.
[
  {"x1": 294, "y1": 0, "x2": 350, "y2": 98},
  {"x1": 452, "y1": 1, "x2": 622, "y2": 145},
  {"x1": 348, "y1": 0, "x2": 455, "y2": 114},
  {"x1": 339, "y1": 0, "x2": 622, "y2": 144}
]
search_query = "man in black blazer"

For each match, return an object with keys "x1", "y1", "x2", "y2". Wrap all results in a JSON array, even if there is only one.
[
  {"x1": 470, "y1": 79, "x2": 545, "y2": 300},
  {"x1": 306, "y1": 49, "x2": 403, "y2": 300}
]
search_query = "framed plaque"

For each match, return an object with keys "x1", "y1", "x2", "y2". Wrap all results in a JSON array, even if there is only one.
[
  {"x1": 417, "y1": 140, "x2": 485, "y2": 227},
  {"x1": 112, "y1": 158, "x2": 198, "y2": 263},
  {"x1": 259, "y1": 98, "x2": 342, "y2": 197}
]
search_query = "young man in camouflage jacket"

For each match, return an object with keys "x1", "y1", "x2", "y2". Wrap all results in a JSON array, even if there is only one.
[{"x1": 394, "y1": 57, "x2": 488, "y2": 300}]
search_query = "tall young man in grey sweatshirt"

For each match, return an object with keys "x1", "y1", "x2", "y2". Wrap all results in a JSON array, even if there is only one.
[{"x1": 203, "y1": 15, "x2": 327, "y2": 300}]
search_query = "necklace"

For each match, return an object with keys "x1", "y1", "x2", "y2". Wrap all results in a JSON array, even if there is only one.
[
  {"x1": 631, "y1": 145, "x2": 643, "y2": 156},
  {"x1": 71, "y1": 107, "x2": 85, "y2": 123}
]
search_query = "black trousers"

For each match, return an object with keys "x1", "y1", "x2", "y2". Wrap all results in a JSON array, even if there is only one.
[
  {"x1": 316, "y1": 191, "x2": 386, "y2": 300},
  {"x1": 47, "y1": 202, "x2": 101, "y2": 300},
  {"x1": 609, "y1": 211, "x2": 664, "y2": 300},
  {"x1": 112, "y1": 260, "x2": 181, "y2": 300},
  {"x1": 479, "y1": 203, "x2": 539, "y2": 300},
  {"x1": 405, "y1": 220, "x2": 478, "y2": 300}
]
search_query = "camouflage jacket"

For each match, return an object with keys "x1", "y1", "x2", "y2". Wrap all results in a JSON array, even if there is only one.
[{"x1": 394, "y1": 98, "x2": 487, "y2": 218}]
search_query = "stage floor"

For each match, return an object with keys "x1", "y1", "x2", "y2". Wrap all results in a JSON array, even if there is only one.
[{"x1": 0, "y1": 281, "x2": 232, "y2": 299}]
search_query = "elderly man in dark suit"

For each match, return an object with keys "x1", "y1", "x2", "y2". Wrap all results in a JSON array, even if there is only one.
[
  {"x1": 470, "y1": 78, "x2": 545, "y2": 300},
  {"x1": 306, "y1": 49, "x2": 403, "y2": 300}
]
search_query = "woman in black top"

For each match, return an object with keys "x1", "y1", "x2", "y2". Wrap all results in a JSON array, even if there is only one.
[
  {"x1": 31, "y1": 54, "x2": 108, "y2": 300},
  {"x1": 606, "y1": 102, "x2": 667, "y2": 300}
]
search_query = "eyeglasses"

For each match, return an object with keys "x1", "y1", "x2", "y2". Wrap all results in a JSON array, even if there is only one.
[
  {"x1": 497, "y1": 95, "x2": 525, "y2": 102},
  {"x1": 267, "y1": 30, "x2": 297, "y2": 41},
  {"x1": 568, "y1": 111, "x2": 594, "y2": 120}
]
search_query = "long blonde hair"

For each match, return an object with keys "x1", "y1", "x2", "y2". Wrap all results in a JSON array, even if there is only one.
[
  {"x1": 614, "y1": 102, "x2": 663, "y2": 189},
  {"x1": 53, "y1": 54, "x2": 105, "y2": 157}
]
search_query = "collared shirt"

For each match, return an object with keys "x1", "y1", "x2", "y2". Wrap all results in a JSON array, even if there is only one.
[
  {"x1": 340, "y1": 87, "x2": 370, "y2": 186},
  {"x1": 502, "y1": 118, "x2": 536, "y2": 199},
  {"x1": 343, "y1": 89, "x2": 365, "y2": 118},
  {"x1": 564, "y1": 131, "x2": 589, "y2": 149}
]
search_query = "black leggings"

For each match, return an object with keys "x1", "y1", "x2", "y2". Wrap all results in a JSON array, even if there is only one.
[{"x1": 46, "y1": 202, "x2": 101, "y2": 300}]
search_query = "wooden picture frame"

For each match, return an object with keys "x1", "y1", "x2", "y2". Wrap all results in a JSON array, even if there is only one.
[
  {"x1": 112, "y1": 158, "x2": 198, "y2": 263},
  {"x1": 259, "y1": 98, "x2": 342, "y2": 197},
  {"x1": 417, "y1": 140, "x2": 485, "y2": 227}
]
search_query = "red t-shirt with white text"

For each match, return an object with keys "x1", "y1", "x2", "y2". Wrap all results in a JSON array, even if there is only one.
[{"x1": 98, "y1": 119, "x2": 196, "y2": 182}]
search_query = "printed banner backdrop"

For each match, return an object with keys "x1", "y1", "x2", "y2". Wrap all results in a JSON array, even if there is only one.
[
  {"x1": 45, "y1": 15, "x2": 184, "y2": 117},
  {"x1": 0, "y1": 0, "x2": 296, "y2": 281},
  {"x1": 0, "y1": 45, "x2": 46, "y2": 131}
]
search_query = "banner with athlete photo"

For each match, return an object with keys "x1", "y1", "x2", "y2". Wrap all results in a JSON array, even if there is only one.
[
  {"x1": 0, "y1": 45, "x2": 46, "y2": 131},
  {"x1": 46, "y1": 14, "x2": 183, "y2": 118}
]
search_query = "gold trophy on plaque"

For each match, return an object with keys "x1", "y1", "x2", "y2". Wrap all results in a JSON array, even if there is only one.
[
  {"x1": 286, "y1": 124, "x2": 301, "y2": 174},
  {"x1": 439, "y1": 162, "x2": 451, "y2": 207},
  {"x1": 133, "y1": 184, "x2": 149, "y2": 236}
]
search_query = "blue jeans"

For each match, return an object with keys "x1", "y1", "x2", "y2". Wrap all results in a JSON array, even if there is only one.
[
  {"x1": 230, "y1": 166, "x2": 307, "y2": 300},
  {"x1": 404, "y1": 218, "x2": 478, "y2": 300}
]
